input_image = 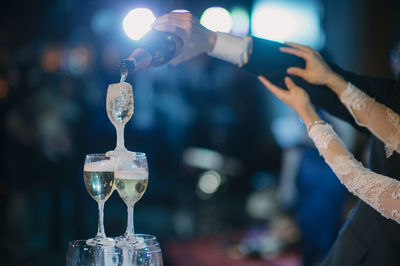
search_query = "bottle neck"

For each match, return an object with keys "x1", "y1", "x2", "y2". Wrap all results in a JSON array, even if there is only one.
[
  {"x1": 122, "y1": 30, "x2": 183, "y2": 75},
  {"x1": 119, "y1": 49, "x2": 153, "y2": 81},
  {"x1": 127, "y1": 48, "x2": 153, "y2": 70}
]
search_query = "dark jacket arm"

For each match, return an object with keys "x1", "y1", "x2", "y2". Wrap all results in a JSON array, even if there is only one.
[{"x1": 242, "y1": 37, "x2": 367, "y2": 134}]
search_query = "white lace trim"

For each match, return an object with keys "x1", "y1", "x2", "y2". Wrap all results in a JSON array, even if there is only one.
[
  {"x1": 330, "y1": 154, "x2": 400, "y2": 222},
  {"x1": 309, "y1": 122, "x2": 400, "y2": 224},
  {"x1": 308, "y1": 124, "x2": 345, "y2": 151},
  {"x1": 340, "y1": 82, "x2": 400, "y2": 158},
  {"x1": 340, "y1": 82, "x2": 373, "y2": 127},
  {"x1": 385, "y1": 109, "x2": 400, "y2": 157}
]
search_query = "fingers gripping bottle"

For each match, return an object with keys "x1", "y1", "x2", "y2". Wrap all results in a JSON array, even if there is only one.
[{"x1": 120, "y1": 30, "x2": 183, "y2": 79}]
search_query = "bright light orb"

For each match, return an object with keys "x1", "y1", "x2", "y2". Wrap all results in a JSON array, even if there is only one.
[
  {"x1": 252, "y1": 7, "x2": 299, "y2": 42},
  {"x1": 200, "y1": 7, "x2": 232, "y2": 33},
  {"x1": 251, "y1": 1, "x2": 325, "y2": 49},
  {"x1": 122, "y1": 8, "x2": 156, "y2": 40}
]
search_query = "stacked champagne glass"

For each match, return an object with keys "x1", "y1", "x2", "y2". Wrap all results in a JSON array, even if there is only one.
[{"x1": 67, "y1": 77, "x2": 163, "y2": 266}]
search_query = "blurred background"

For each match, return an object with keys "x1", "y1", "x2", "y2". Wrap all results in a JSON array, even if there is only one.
[{"x1": 1, "y1": 0, "x2": 400, "y2": 265}]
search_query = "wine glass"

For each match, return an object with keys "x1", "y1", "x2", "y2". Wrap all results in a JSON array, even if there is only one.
[
  {"x1": 132, "y1": 243, "x2": 163, "y2": 266},
  {"x1": 66, "y1": 240, "x2": 121, "y2": 266},
  {"x1": 114, "y1": 152, "x2": 149, "y2": 247},
  {"x1": 106, "y1": 82, "x2": 134, "y2": 156},
  {"x1": 118, "y1": 234, "x2": 160, "y2": 266},
  {"x1": 84, "y1": 153, "x2": 116, "y2": 246},
  {"x1": 134, "y1": 234, "x2": 157, "y2": 245}
]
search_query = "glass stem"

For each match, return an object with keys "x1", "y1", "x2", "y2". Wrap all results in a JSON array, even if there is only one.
[
  {"x1": 115, "y1": 125, "x2": 126, "y2": 152},
  {"x1": 125, "y1": 204, "x2": 135, "y2": 240},
  {"x1": 96, "y1": 200, "x2": 106, "y2": 239}
]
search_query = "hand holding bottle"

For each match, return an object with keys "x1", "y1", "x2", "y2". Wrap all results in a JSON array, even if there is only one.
[{"x1": 152, "y1": 11, "x2": 217, "y2": 65}]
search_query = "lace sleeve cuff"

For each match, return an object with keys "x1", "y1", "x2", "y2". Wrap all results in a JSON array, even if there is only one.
[
  {"x1": 308, "y1": 123, "x2": 340, "y2": 150},
  {"x1": 339, "y1": 82, "x2": 374, "y2": 127},
  {"x1": 385, "y1": 109, "x2": 400, "y2": 157}
]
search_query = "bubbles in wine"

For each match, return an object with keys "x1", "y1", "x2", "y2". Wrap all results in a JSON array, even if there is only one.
[
  {"x1": 106, "y1": 82, "x2": 134, "y2": 125},
  {"x1": 84, "y1": 158, "x2": 116, "y2": 172},
  {"x1": 115, "y1": 168, "x2": 148, "y2": 180},
  {"x1": 115, "y1": 168, "x2": 148, "y2": 205},
  {"x1": 84, "y1": 158, "x2": 116, "y2": 201}
]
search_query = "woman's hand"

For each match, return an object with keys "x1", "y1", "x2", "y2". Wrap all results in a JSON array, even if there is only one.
[
  {"x1": 280, "y1": 42, "x2": 348, "y2": 96},
  {"x1": 280, "y1": 42, "x2": 334, "y2": 86},
  {"x1": 258, "y1": 76, "x2": 320, "y2": 125}
]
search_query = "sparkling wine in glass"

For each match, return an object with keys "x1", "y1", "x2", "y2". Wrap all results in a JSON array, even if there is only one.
[
  {"x1": 106, "y1": 82, "x2": 134, "y2": 156},
  {"x1": 84, "y1": 153, "x2": 116, "y2": 246},
  {"x1": 114, "y1": 152, "x2": 148, "y2": 247}
]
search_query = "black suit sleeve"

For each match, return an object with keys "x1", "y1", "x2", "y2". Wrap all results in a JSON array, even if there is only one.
[
  {"x1": 242, "y1": 37, "x2": 400, "y2": 135},
  {"x1": 329, "y1": 64, "x2": 400, "y2": 114}
]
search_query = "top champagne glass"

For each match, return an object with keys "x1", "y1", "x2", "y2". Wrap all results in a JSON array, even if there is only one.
[{"x1": 106, "y1": 82, "x2": 134, "y2": 156}]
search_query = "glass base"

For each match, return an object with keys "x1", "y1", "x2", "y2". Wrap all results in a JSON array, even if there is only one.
[
  {"x1": 86, "y1": 236, "x2": 115, "y2": 246},
  {"x1": 115, "y1": 236, "x2": 138, "y2": 248},
  {"x1": 106, "y1": 150, "x2": 136, "y2": 158},
  {"x1": 115, "y1": 234, "x2": 157, "y2": 248}
]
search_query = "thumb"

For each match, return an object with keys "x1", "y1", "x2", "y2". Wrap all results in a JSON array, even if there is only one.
[
  {"x1": 169, "y1": 54, "x2": 186, "y2": 66},
  {"x1": 287, "y1": 67, "x2": 305, "y2": 78},
  {"x1": 284, "y1": 76, "x2": 300, "y2": 91},
  {"x1": 258, "y1": 75, "x2": 288, "y2": 100}
]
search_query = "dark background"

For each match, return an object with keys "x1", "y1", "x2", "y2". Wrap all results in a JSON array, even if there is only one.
[{"x1": 0, "y1": 0, "x2": 399, "y2": 265}]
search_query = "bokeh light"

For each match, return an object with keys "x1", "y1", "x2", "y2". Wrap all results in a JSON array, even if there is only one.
[
  {"x1": 122, "y1": 8, "x2": 156, "y2": 40},
  {"x1": 0, "y1": 77, "x2": 9, "y2": 99},
  {"x1": 183, "y1": 147, "x2": 223, "y2": 170},
  {"x1": 198, "y1": 170, "x2": 222, "y2": 194},
  {"x1": 252, "y1": 7, "x2": 299, "y2": 41},
  {"x1": 200, "y1": 7, "x2": 232, "y2": 33},
  {"x1": 91, "y1": 9, "x2": 113, "y2": 35},
  {"x1": 251, "y1": 1, "x2": 324, "y2": 49},
  {"x1": 68, "y1": 46, "x2": 89, "y2": 75},
  {"x1": 231, "y1": 7, "x2": 250, "y2": 36},
  {"x1": 40, "y1": 46, "x2": 62, "y2": 73}
]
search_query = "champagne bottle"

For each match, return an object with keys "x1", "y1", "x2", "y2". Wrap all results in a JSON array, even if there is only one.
[{"x1": 120, "y1": 30, "x2": 183, "y2": 76}]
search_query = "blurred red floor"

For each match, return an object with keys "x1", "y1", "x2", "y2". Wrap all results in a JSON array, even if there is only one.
[{"x1": 165, "y1": 235, "x2": 301, "y2": 266}]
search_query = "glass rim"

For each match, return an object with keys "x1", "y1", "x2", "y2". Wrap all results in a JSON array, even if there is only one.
[
  {"x1": 135, "y1": 233, "x2": 156, "y2": 239},
  {"x1": 67, "y1": 240, "x2": 122, "y2": 256},
  {"x1": 68, "y1": 239, "x2": 160, "y2": 248},
  {"x1": 135, "y1": 246, "x2": 162, "y2": 253},
  {"x1": 133, "y1": 152, "x2": 146, "y2": 157},
  {"x1": 85, "y1": 152, "x2": 146, "y2": 158},
  {"x1": 68, "y1": 240, "x2": 87, "y2": 247},
  {"x1": 85, "y1": 153, "x2": 110, "y2": 158},
  {"x1": 68, "y1": 240, "x2": 111, "y2": 248}
]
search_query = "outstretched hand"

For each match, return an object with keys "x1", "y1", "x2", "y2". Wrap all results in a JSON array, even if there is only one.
[
  {"x1": 280, "y1": 42, "x2": 334, "y2": 86},
  {"x1": 152, "y1": 11, "x2": 216, "y2": 66},
  {"x1": 258, "y1": 76, "x2": 319, "y2": 124}
]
